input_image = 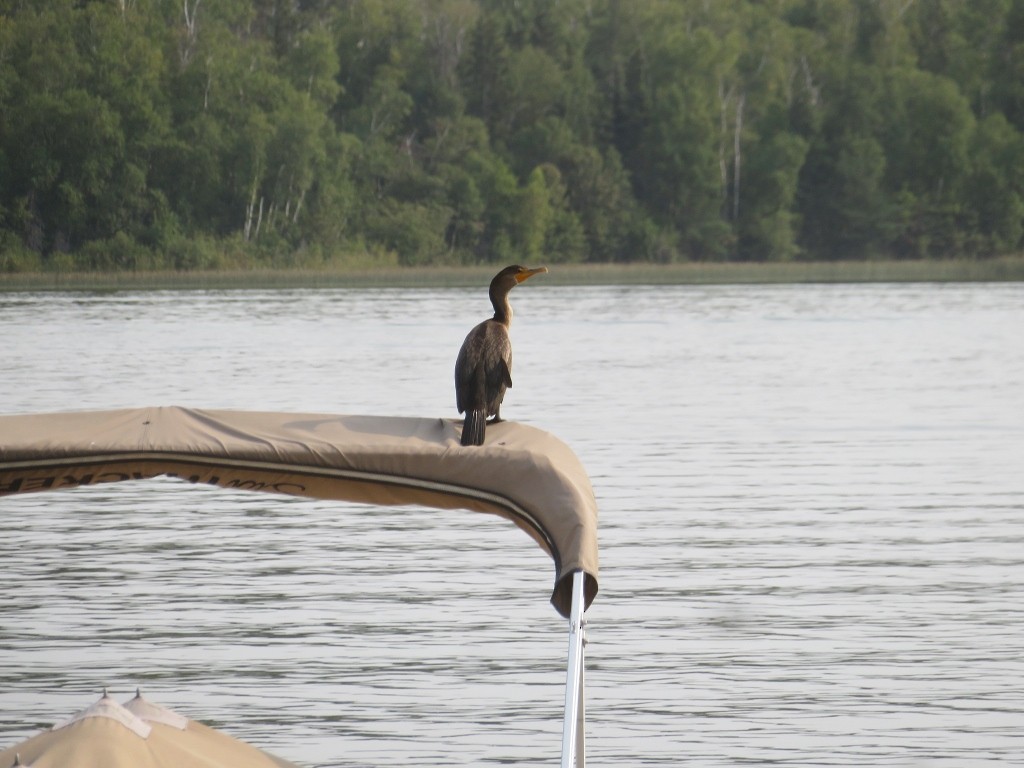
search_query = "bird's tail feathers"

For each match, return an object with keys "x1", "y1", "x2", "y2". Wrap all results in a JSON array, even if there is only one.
[{"x1": 462, "y1": 410, "x2": 486, "y2": 446}]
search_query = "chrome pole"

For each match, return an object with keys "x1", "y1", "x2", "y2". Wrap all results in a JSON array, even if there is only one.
[{"x1": 560, "y1": 570, "x2": 586, "y2": 767}]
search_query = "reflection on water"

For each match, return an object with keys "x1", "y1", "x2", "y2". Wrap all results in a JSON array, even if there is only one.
[{"x1": 2, "y1": 283, "x2": 1024, "y2": 766}]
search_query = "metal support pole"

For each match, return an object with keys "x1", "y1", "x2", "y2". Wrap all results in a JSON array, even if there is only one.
[{"x1": 560, "y1": 570, "x2": 587, "y2": 768}]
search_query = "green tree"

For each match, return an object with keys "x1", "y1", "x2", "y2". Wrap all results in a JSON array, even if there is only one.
[
  {"x1": 737, "y1": 130, "x2": 809, "y2": 260},
  {"x1": 989, "y1": 0, "x2": 1024, "y2": 128},
  {"x1": 880, "y1": 68, "x2": 975, "y2": 257},
  {"x1": 641, "y1": 27, "x2": 732, "y2": 259},
  {"x1": 965, "y1": 113, "x2": 1024, "y2": 254},
  {"x1": 0, "y1": 1, "x2": 171, "y2": 259}
]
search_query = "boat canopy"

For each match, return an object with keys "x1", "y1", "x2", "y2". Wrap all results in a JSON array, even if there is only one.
[
  {"x1": 0, "y1": 406, "x2": 598, "y2": 616},
  {"x1": 0, "y1": 689, "x2": 300, "y2": 768}
]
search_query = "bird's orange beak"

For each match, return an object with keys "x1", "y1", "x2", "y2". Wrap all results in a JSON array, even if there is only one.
[{"x1": 515, "y1": 266, "x2": 548, "y2": 283}]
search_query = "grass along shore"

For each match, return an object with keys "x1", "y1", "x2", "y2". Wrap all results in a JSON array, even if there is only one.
[{"x1": 2, "y1": 256, "x2": 1023, "y2": 291}]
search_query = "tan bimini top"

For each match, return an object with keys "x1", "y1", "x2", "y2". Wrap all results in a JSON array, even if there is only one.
[
  {"x1": 0, "y1": 406, "x2": 598, "y2": 616},
  {"x1": 0, "y1": 689, "x2": 300, "y2": 768}
]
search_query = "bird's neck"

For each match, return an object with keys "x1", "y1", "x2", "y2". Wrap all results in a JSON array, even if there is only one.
[{"x1": 490, "y1": 288, "x2": 512, "y2": 326}]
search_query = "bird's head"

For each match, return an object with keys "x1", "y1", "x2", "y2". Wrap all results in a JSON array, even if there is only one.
[{"x1": 492, "y1": 264, "x2": 548, "y2": 290}]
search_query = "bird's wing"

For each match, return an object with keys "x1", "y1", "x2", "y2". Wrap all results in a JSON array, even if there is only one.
[
  {"x1": 454, "y1": 354, "x2": 477, "y2": 413},
  {"x1": 455, "y1": 320, "x2": 490, "y2": 413}
]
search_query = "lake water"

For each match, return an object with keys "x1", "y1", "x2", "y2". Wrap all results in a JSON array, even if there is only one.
[{"x1": 1, "y1": 281, "x2": 1023, "y2": 766}]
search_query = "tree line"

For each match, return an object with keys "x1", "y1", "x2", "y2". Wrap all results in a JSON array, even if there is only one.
[{"x1": 2, "y1": 0, "x2": 1024, "y2": 272}]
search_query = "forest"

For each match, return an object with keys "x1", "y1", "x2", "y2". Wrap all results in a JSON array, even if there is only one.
[{"x1": 3, "y1": 0, "x2": 1024, "y2": 272}]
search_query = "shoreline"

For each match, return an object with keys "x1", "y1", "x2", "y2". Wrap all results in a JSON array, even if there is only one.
[{"x1": 2, "y1": 256, "x2": 1023, "y2": 290}]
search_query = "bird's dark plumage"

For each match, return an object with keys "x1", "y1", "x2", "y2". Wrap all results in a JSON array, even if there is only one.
[{"x1": 455, "y1": 264, "x2": 547, "y2": 446}]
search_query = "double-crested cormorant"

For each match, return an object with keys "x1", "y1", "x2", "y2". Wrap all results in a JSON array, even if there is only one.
[{"x1": 455, "y1": 264, "x2": 548, "y2": 446}]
